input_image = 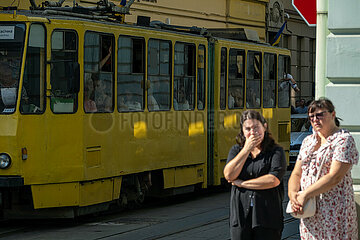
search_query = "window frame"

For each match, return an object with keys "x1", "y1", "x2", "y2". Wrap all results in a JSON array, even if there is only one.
[
  {"x1": 50, "y1": 28, "x2": 79, "y2": 114},
  {"x1": 228, "y1": 48, "x2": 245, "y2": 110},
  {"x1": 278, "y1": 54, "x2": 291, "y2": 108},
  {"x1": 197, "y1": 44, "x2": 206, "y2": 111},
  {"x1": 147, "y1": 38, "x2": 172, "y2": 112},
  {"x1": 220, "y1": 47, "x2": 227, "y2": 110},
  {"x1": 246, "y1": 50, "x2": 262, "y2": 109},
  {"x1": 117, "y1": 35, "x2": 145, "y2": 113},
  {"x1": 263, "y1": 52, "x2": 277, "y2": 108},
  {"x1": 83, "y1": 31, "x2": 115, "y2": 113},
  {"x1": 173, "y1": 41, "x2": 196, "y2": 111},
  {"x1": 20, "y1": 23, "x2": 47, "y2": 115}
]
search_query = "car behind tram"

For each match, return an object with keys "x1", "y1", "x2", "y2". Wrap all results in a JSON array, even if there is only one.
[{"x1": 0, "y1": 0, "x2": 291, "y2": 218}]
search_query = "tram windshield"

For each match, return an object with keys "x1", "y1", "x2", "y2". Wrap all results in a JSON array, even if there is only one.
[{"x1": 0, "y1": 23, "x2": 26, "y2": 114}]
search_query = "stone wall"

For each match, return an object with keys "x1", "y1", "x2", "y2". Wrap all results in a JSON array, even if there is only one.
[
  {"x1": 326, "y1": 0, "x2": 360, "y2": 233},
  {"x1": 326, "y1": 0, "x2": 360, "y2": 180}
]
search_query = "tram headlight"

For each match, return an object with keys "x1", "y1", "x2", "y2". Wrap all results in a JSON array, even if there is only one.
[{"x1": 0, "y1": 153, "x2": 11, "y2": 169}]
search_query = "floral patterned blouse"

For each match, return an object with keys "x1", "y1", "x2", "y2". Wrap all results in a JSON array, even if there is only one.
[{"x1": 297, "y1": 129, "x2": 359, "y2": 239}]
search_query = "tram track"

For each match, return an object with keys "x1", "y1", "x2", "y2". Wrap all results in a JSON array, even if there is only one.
[
  {"x1": 0, "y1": 186, "x2": 299, "y2": 239},
  {"x1": 92, "y1": 209, "x2": 228, "y2": 240},
  {"x1": 0, "y1": 226, "x2": 29, "y2": 238}
]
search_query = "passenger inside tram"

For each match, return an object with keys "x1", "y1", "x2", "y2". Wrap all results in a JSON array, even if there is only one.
[
  {"x1": 174, "y1": 86, "x2": 190, "y2": 110},
  {"x1": 84, "y1": 77, "x2": 97, "y2": 113},
  {"x1": 246, "y1": 87, "x2": 260, "y2": 108},
  {"x1": 119, "y1": 88, "x2": 142, "y2": 111},
  {"x1": 92, "y1": 73, "x2": 112, "y2": 112},
  {"x1": 148, "y1": 80, "x2": 160, "y2": 111},
  {"x1": 229, "y1": 87, "x2": 244, "y2": 108},
  {"x1": 0, "y1": 61, "x2": 27, "y2": 111}
]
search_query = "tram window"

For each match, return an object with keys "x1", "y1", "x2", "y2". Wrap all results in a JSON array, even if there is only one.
[
  {"x1": 147, "y1": 39, "x2": 171, "y2": 111},
  {"x1": 100, "y1": 36, "x2": 113, "y2": 72},
  {"x1": 197, "y1": 45, "x2": 206, "y2": 110},
  {"x1": 246, "y1": 51, "x2": 261, "y2": 108},
  {"x1": 278, "y1": 55, "x2": 290, "y2": 108},
  {"x1": 220, "y1": 47, "x2": 227, "y2": 110},
  {"x1": 84, "y1": 32, "x2": 114, "y2": 113},
  {"x1": 50, "y1": 30, "x2": 79, "y2": 113},
  {"x1": 228, "y1": 48, "x2": 245, "y2": 109},
  {"x1": 118, "y1": 36, "x2": 145, "y2": 112},
  {"x1": 263, "y1": 53, "x2": 276, "y2": 108},
  {"x1": 174, "y1": 42, "x2": 195, "y2": 111},
  {"x1": 21, "y1": 24, "x2": 46, "y2": 114},
  {"x1": 0, "y1": 23, "x2": 25, "y2": 114}
]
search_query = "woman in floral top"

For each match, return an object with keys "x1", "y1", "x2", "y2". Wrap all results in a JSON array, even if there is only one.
[{"x1": 288, "y1": 97, "x2": 359, "y2": 239}]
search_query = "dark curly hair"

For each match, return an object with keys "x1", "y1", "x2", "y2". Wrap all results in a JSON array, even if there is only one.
[
  {"x1": 236, "y1": 110, "x2": 277, "y2": 152},
  {"x1": 307, "y1": 97, "x2": 342, "y2": 127}
]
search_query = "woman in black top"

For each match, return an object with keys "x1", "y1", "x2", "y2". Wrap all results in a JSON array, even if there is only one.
[{"x1": 224, "y1": 110, "x2": 287, "y2": 240}]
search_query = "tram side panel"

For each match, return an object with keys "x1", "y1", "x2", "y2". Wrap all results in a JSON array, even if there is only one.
[
  {"x1": 79, "y1": 28, "x2": 209, "y2": 204},
  {"x1": 209, "y1": 39, "x2": 292, "y2": 186},
  {"x1": 211, "y1": 40, "x2": 241, "y2": 186}
]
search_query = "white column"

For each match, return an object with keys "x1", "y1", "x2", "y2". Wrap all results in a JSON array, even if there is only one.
[{"x1": 315, "y1": 0, "x2": 329, "y2": 98}]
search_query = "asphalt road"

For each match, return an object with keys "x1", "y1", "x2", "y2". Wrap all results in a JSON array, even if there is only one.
[{"x1": 0, "y1": 171, "x2": 300, "y2": 240}]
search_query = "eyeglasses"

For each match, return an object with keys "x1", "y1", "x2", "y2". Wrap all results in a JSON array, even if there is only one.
[{"x1": 308, "y1": 111, "x2": 329, "y2": 122}]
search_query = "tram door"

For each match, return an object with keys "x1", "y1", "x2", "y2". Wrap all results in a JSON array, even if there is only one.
[
  {"x1": 19, "y1": 23, "x2": 48, "y2": 182},
  {"x1": 83, "y1": 32, "x2": 115, "y2": 180},
  {"x1": 46, "y1": 28, "x2": 83, "y2": 182}
]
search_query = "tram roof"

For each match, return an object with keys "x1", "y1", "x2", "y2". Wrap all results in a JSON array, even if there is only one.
[
  {"x1": 0, "y1": 9, "x2": 208, "y2": 37},
  {"x1": 0, "y1": 8, "x2": 289, "y2": 51},
  {"x1": 212, "y1": 36, "x2": 289, "y2": 51}
]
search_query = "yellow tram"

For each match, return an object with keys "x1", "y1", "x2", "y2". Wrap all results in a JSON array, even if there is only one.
[{"x1": 0, "y1": 1, "x2": 291, "y2": 218}]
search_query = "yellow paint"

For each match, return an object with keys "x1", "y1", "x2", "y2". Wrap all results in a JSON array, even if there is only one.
[
  {"x1": 113, "y1": 177, "x2": 122, "y2": 200},
  {"x1": 188, "y1": 121, "x2": 204, "y2": 136},
  {"x1": 86, "y1": 146, "x2": 101, "y2": 168},
  {"x1": 163, "y1": 165, "x2": 204, "y2": 189},
  {"x1": 32, "y1": 177, "x2": 122, "y2": 209},
  {"x1": 79, "y1": 179, "x2": 113, "y2": 206},
  {"x1": 134, "y1": 121, "x2": 147, "y2": 139},
  {"x1": 32, "y1": 183, "x2": 79, "y2": 209},
  {"x1": 163, "y1": 168, "x2": 175, "y2": 189},
  {"x1": 229, "y1": 0, "x2": 266, "y2": 23},
  {"x1": 224, "y1": 114, "x2": 237, "y2": 129},
  {"x1": 0, "y1": 115, "x2": 18, "y2": 136},
  {"x1": 219, "y1": 159, "x2": 227, "y2": 178},
  {"x1": 262, "y1": 108, "x2": 274, "y2": 119}
]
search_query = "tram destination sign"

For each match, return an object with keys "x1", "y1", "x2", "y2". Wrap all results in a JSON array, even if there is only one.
[
  {"x1": 292, "y1": 0, "x2": 316, "y2": 26},
  {"x1": 0, "y1": 26, "x2": 15, "y2": 39}
]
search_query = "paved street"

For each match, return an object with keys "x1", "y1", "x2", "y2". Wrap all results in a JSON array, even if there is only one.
[{"x1": 0, "y1": 171, "x2": 299, "y2": 239}]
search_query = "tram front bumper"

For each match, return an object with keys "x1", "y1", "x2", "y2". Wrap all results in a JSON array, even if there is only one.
[{"x1": 0, "y1": 176, "x2": 24, "y2": 187}]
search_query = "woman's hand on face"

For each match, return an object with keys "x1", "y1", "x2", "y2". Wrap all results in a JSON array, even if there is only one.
[{"x1": 243, "y1": 133, "x2": 263, "y2": 152}]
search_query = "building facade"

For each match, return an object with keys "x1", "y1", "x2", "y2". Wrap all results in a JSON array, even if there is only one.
[
  {"x1": 267, "y1": 0, "x2": 316, "y2": 105},
  {"x1": 322, "y1": 0, "x2": 360, "y2": 180},
  {"x1": 317, "y1": 0, "x2": 360, "y2": 235}
]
